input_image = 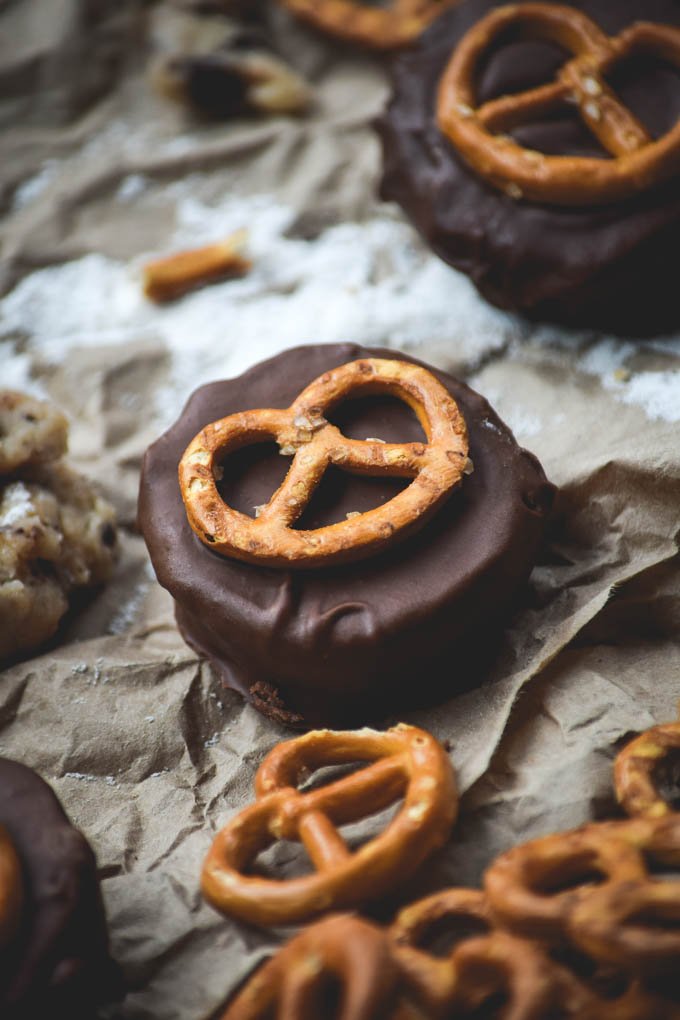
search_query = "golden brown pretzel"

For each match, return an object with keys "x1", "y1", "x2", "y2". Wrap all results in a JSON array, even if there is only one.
[
  {"x1": 221, "y1": 914, "x2": 400, "y2": 1020},
  {"x1": 483, "y1": 822, "x2": 648, "y2": 944},
  {"x1": 485, "y1": 811, "x2": 680, "y2": 978},
  {"x1": 202, "y1": 724, "x2": 457, "y2": 927},
  {"x1": 389, "y1": 887, "x2": 598, "y2": 1018},
  {"x1": 615, "y1": 721, "x2": 680, "y2": 820},
  {"x1": 437, "y1": 3, "x2": 680, "y2": 206},
  {"x1": 0, "y1": 825, "x2": 22, "y2": 951},
  {"x1": 279, "y1": 0, "x2": 460, "y2": 50},
  {"x1": 179, "y1": 358, "x2": 469, "y2": 569}
]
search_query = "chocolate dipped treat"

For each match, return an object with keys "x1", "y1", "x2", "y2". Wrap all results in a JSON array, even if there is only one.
[
  {"x1": 0, "y1": 759, "x2": 119, "y2": 1018},
  {"x1": 139, "y1": 343, "x2": 555, "y2": 728},
  {"x1": 378, "y1": 0, "x2": 680, "y2": 335}
]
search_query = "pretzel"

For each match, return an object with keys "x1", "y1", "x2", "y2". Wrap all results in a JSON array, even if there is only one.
[
  {"x1": 279, "y1": 0, "x2": 460, "y2": 51},
  {"x1": 437, "y1": 3, "x2": 680, "y2": 206},
  {"x1": 389, "y1": 887, "x2": 601, "y2": 1018},
  {"x1": 143, "y1": 230, "x2": 251, "y2": 303},
  {"x1": 614, "y1": 721, "x2": 680, "y2": 820},
  {"x1": 179, "y1": 358, "x2": 469, "y2": 569},
  {"x1": 201, "y1": 724, "x2": 457, "y2": 926},
  {"x1": 0, "y1": 825, "x2": 22, "y2": 951},
  {"x1": 220, "y1": 914, "x2": 401, "y2": 1020}
]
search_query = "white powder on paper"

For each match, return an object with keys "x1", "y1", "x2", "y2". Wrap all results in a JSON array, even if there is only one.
[
  {"x1": 2, "y1": 188, "x2": 679, "y2": 426},
  {"x1": 0, "y1": 191, "x2": 515, "y2": 426},
  {"x1": 577, "y1": 339, "x2": 680, "y2": 424}
]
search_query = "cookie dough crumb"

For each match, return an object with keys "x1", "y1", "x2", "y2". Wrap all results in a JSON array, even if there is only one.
[
  {"x1": 0, "y1": 391, "x2": 67, "y2": 475},
  {"x1": 0, "y1": 398, "x2": 118, "y2": 662}
]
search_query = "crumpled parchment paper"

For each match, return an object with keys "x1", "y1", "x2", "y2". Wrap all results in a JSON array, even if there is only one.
[{"x1": 1, "y1": 2, "x2": 679, "y2": 1018}]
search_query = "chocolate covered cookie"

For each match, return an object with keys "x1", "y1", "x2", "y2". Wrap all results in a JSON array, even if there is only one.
[
  {"x1": 378, "y1": 0, "x2": 680, "y2": 335},
  {"x1": 0, "y1": 759, "x2": 119, "y2": 1017},
  {"x1": 139, "y1": 343, "x2": 555, "y2": 728}
]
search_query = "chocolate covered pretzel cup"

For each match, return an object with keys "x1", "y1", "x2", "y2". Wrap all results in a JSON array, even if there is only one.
[{"x1": 140, "y1": 342, "x2": 555, "y2": 728}]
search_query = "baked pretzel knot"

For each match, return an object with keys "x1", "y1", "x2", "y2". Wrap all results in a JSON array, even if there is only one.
[
  {"x1": 202, "y1": 724, "x2": 457, "y2": 927},
  {"x1": 437, "y1": 2, "x2": 680, "y2": 206},
  {"x1": 615, "y1": 720, "x2": 680, "y2": 820},
  {"x1": 0, "y1": 825, "x2": 22, "y2": 951},
  {"x1": 279, "y1": 0, "x2": 459, "y2": 50},
  {"x1": 179, "y1": 358, "x2": 469, "y2": 569},
  {"x1": 221, "y1": 915, "x2": 400, "y2": 1020}
]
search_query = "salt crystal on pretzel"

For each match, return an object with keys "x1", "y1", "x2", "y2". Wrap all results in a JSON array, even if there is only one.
[
  {"x1": 143, "y1": 229, "x2": 251, "y2": 303},
  {"x1": 437, "y1": 2, "x2": 680, "y2": 205},
  {"x1": 179, "y1": 357, "x2": 469, "y2": 569},
  {"x1": 202, "y1": 723, "x2": 457, "y2": 927}
]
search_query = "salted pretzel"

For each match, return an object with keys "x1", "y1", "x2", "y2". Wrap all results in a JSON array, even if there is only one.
[
  {"x1": 179, "y1": 358, "x2": 469, "y2": 569},
  {"x1": 279, "y1": 0, "x2": 459, "y2": 50},
  {"x1": 0, "y1": 825, "x2": 22, "y2": 951},
  {"x1": 202, "y1": 724, "x2": 457, "y2": 927},
  {"x1": 437, "y1": 3, "x2": 680, "y2": 206},
  {"x1": 614, "y1": 720, "x2": 680, "y2": 820},
  {"x1": 220, "y1": 914, "x2": 401, "y2": 1020}
]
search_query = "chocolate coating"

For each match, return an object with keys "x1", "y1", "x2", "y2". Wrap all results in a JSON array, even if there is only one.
[
  {"x1": 378, "y1": 0, "x2": 680, "y2": 335},
  {"x1": 139, "y1": 344, "x2": 555, "y2": 728},
  {"x1": 0, "y1": 759, "x2": 119, "y2": 1018}
]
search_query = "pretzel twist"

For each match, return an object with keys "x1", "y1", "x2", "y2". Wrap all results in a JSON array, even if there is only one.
[
  {"x1": 222, "y1": 915, "x2": 400, "y2": 1020},
  {"x1": 202, "y1": 725, "x2": 457, "y2": 927},
  {"x1": 279, "y1": 0, "x2": 460, "y2": 50},
  {"x1": 179, "y1": 358, "x2": 469, "y2": 569},
  {"x1": 437, "y1": 3, "x2": 680, "y2": 205},
  {"x1": 615, "y1": 721, "x2": 680, "y2": 820},
  {"x1": 0, "y1": 825, "x2": 22, "y2": 951}
]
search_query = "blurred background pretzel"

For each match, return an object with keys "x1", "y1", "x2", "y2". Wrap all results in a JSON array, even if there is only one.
[
  {"x1": 278, "y1": 0, "x2": 460, "y2": 50},
  {"x1": 615, "y1": 720, "x2": 680, "y2": 820},
  {"x1": 221, "y1": 914, "x2": 400, "y2": 1020},
  {"x1": 180, "y1": 358, "x2": 469, "y2": 568},
  {"x1": 0, "y1": 826, "x2": 22, "y2": 951},
  {"x1": 389, "y1": 887, "x2": 593, "y2": 1018},
  {"x1": 437, "y1": 3, "x2": 680, "y2": 205},
  {"x1": 202, "y1": 724, "x2": 457, "y2": 926}
]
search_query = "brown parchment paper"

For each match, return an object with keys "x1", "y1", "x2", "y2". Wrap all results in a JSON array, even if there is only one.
[{"x1": 1, "y1": 2, "x2": 679, "y2": 1018}]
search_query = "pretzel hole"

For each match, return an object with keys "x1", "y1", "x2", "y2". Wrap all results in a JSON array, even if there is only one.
[
  {"x1": 403, "y1": 913, "x2": 491, "y2": 957},
  {"x1": 528, "y1": 857, "x2": 607, "y2": 896},
  {"x1": 325, "y1": 395, "x2": 427, "y2": 445},
  {"x1": 215, "y1": 441, "x2": 290, "y2": 517},
  {"x1": 293, "y1": 466, "x2": 409, "y2": 529},
  {"x1": 608, "y1": 55, "x2": 680, "y2": 140},
  {"x1": 249, "y1": 839, "x2": 316, "y2": 880},
  {"x1": 297, "y1": 759, "x2": 374, "y2": 793},
  {"x1": 477, "y1": 36, "x2": 568, "y2": 104},
  {"x1": 653, "y1": 748, "x2": 680, "y2": 810}
]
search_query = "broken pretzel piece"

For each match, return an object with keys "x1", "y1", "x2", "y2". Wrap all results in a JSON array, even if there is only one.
[{"x1": 143, "y1": 230, "x2": 251, "y2": 303}]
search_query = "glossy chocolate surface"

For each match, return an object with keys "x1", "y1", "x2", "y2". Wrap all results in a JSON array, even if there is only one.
[
  {"x1": 139, "y1": 344, "x2": 555, "y2": 728},
  {"x1": 378, "y1": 0, "x2": 680, "y2": 334},
  {"x1": 0, "y1": 758, "x2": 119, "y2": 1018}
]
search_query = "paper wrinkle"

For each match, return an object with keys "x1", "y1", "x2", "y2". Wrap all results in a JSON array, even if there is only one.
[{"x1": 1, "y1": 1, "x2": 680, "y2": 1016}]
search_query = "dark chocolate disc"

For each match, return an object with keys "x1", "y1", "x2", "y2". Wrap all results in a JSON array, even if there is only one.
[
  {"x1": 0, "y1": 759, "x2": 120, "y2": 1018},
  {"x1": 377, "y1": 0, "x2": 680, "y2": 335},
  {"x1": 139, "y1": 343, "x2": 555, "y2": 728}
]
